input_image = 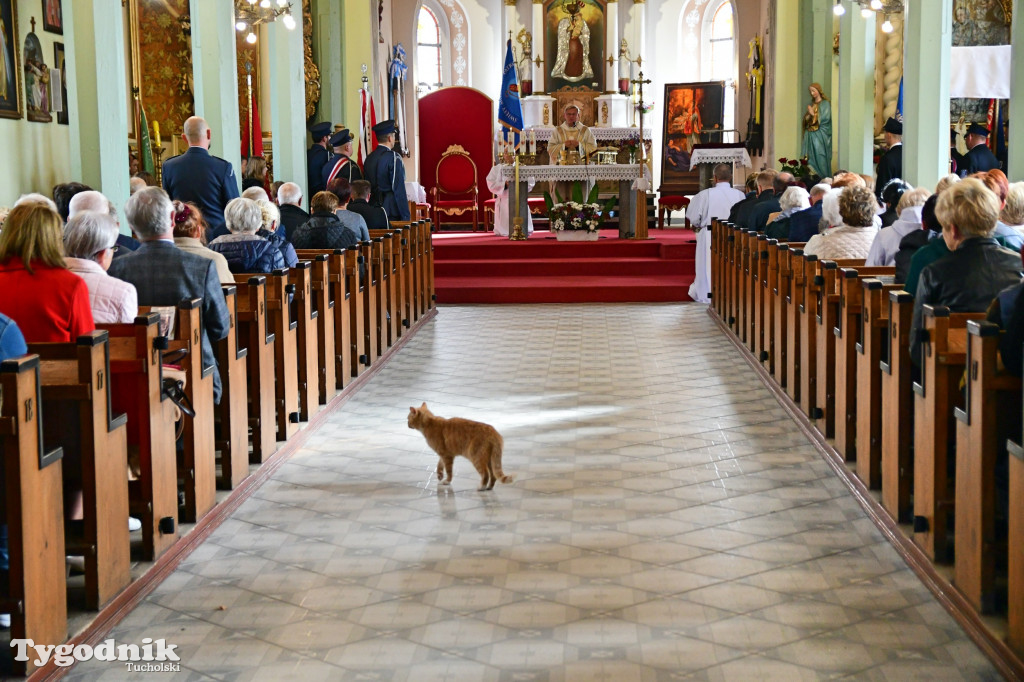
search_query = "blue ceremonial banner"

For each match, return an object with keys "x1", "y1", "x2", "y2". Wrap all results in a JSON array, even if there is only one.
[
  {"x1": 498, "y1": 38, "x2": 524, "y2": 146},
  {"x1": 896, "y1": 77, "x2": 903, "y2": 118}
]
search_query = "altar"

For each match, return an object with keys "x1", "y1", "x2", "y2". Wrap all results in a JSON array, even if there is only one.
[{"x1": 499, "y1": 163, "x2": 649, "y2": 239}]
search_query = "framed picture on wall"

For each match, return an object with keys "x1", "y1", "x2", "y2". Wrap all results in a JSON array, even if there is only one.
[
  {"x1": 53, "y1": 40, "x2": 65, "y2": 124},
  {"x1": 42, "y1": 0, "x2": 61, "y2": 34},
  {"x1": 0, "y1": 0, "x2": 22, "y2": 120},
  {"x1": 660, "y1": 81, "x2": 726, "y2": 187}
]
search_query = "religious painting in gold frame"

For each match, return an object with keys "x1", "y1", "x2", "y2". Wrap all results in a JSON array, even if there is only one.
[
  {"x1": 661, "y1": 81, "x2": 725, "y2": 186},
  {"x1": 0, "y1": 0, "x2": 23, "y2": 120},
  {"x1": 543, "y1": 0, "x2": 605, "y2": 94}
]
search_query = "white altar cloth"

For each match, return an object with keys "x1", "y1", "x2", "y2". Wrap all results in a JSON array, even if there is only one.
[
  {"x1": 528, "y1": 127, "x2": 653, "y2": 143},
  {"x1": 499, "y1": 163, "x2": 646, "y2": 183},
  {"x1": 689, "y1": 147, "x2": 752, "y2": 171}
]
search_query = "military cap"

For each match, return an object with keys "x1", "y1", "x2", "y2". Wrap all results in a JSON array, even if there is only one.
[
  {"x1": 966, "y1": 123, "x2": 990, "y2": 137},
  {"x1": 373, "y1": 120, "x2": 397, "y2": 136},
  {"x1": 309, "y1": 121, "x2": 333, "y2": 139},
  {"x1": 330, "y1": 129, "x2": 353, "y2": 147},
  {"x1": 882, "y1": 117, "x2": 903, "y2": 135}
]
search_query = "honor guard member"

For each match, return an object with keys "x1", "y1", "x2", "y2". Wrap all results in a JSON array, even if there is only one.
[
  {"x1": 960, "y1": 123, "x2": 1000, "y2": 176},
  {"x1": 363, "y1": 119, "x2": 410, "y2": 221},
  {"x1": 307, "y1": 121, "x2": 333, "y2": 198},
  {"x1": 322, "y1": 129, "x2": 363, "y2": 189},
  {"x1": 874, "y1": 117, "x2": 903, "y2": 201}
]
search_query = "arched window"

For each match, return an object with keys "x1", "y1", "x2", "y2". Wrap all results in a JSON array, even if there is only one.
[
  {"x1": 416, "y1": 7, "x2": 443, "y2": 95},
  {"x1": 702, "y1": 0, "x2": 736, "y2": 136}
]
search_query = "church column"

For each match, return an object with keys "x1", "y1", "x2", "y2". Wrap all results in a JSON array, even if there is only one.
[
  {"x1": 532, "y1": 0, "x2": 545, "y2": 88},
  {"x1": 630, "y1": 0, "x2": 646, "y2": 75},
  {"x1": 1009, "y1": 0, "x2": 1024, "y2": 180},
  {"x1": 772, "y1": 0, "x2": 802, "y2": 163},
  {"x1": 341, "y1": 2, "x2": 374, "y2": 135},
  {"x1": 65, "y1": 0, "x2": 130, "y2": 224},
  {"x1": 189, "y1": 0, "x2": 242, "y2": 186},
  {"x1": 902, "y1": 0, "x2": 952, "y2": 189},
  {"x1": 312, "y1": 0, "x2": 344, "y2": 125},
  {"x1": 800, "y1": 0, "x2": 833, "y2": 101},
  {"x1": 268, "y1": 14, "x2": 308, "y2": 190},
  {"x1": 606, "y1": 0, "x2": 619, "y2": 92},
  {"x1": 505, "y1": 0, "x2": 518, "y2": 40},
  {"x1": 836, "y1": 3, "x2": 875, "y2": 175}
]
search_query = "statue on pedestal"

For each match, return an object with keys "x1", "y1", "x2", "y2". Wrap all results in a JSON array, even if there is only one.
[{"x1": 551, "y1": 0, "x2": 593, "y2": 83}]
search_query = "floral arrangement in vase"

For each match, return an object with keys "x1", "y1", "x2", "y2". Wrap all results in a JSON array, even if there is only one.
[
  {"x1": 635, "y1": 101, "x2": 655, "y2": 115},
  {"x1": 548, "y1": 202, "x2": 603, "y2": 233},
  {"x1": 620, "y1": 134, "x2": 642, "y2": 163},
  {"x1": 778, "y1": 156, "x2": 811, "y2": 178}
]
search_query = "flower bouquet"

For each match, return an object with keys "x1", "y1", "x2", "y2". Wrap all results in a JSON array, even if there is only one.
[
  {"x1": 549, "y1": 201, "x2": 603, "y2": 233},
  {"x1": 635, "y1": 101, "x2": 655, "y2": 115},
  {"x1": 620, "y1": 134, "x2": 642, "y2": 163},
  {"x1": 778, "y1": 156, "x2": 811, "y2": 177}
]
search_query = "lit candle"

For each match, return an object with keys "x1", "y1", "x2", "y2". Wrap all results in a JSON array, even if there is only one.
[
  {"x1": 529, "y1": 129, "x2": 536, "y2": 155},
  {"x1": 153, "y1": 121, "x2": 161, "y2": 148}
]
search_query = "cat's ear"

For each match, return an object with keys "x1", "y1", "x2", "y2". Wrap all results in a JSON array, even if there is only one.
[
  {"x1": 409, "y1": 406, "x2": 417, "y2": 415},
  {"x1": 421, "y1": 402, "x2": 427, "y2": 409}
]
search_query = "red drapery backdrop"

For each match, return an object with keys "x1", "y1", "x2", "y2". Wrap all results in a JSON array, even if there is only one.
[{"x1": 418, "y1": 87, "x2": 494, "y2": 224}]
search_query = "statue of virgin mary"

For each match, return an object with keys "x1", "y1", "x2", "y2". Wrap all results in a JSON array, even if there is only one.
[{"x1": 551, "y1": 2, "x2": 593, "y2": 83}]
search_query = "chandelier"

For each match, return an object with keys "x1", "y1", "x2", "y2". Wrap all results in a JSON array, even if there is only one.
[
  {"x1": 235, "y1": 0, "x2": 296, "y2": 44},
  {"x1": 832, "y1": 1, "x2": 904, "y2": 33}
]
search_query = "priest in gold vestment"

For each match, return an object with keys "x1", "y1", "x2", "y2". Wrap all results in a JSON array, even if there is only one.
[{"x1": 548, "y1": 104, "x2": 598, "y2": 202}]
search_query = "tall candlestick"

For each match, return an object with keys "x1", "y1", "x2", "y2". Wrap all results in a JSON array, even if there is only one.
[{"x1": 153, "y1": 121, "x2": 161, "y2": 148}]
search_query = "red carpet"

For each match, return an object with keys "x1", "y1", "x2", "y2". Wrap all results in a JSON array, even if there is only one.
[{"x1": 433, "y1": 229, "x2": 697, "y2": 304}]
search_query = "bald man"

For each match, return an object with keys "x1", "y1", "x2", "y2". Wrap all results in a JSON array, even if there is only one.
[{"x1": 162, "y1": 116, "x2": 240, "y2": 241}]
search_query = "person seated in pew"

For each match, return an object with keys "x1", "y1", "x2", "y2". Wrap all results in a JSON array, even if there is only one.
[
  {"x1": 292, "y1": 191, "x2": 360, "y2": 251},
  {"x1": 973, "y1": 170, "x2": 1024, "y2": 252},
  {"x1": 0, "y1": 202, "x2": 95, "y2": 341},
  {"x1": 208, "y1": 198, "x2": 287, "y2": 274},
  {"x1": 765, "y1": 186, "x2": 810, "y2": 241},
  {"x1": 52, "y1": 181, "x2": 91, "y2": 222},
  {"x1": 63, "y1": 186, "x2": 140, "y2": 257},
  {"x1": 803, "y1": 185, "x2": 880, "y2": 260},
  {"x1": 1001, "y1": 182, "x2": 1024, "y2": 237},
  {"x1": 786, "y1": 183, "x2": 830, "y2": 243},
  {"x1": 63, "y1": 211, "x2": 139, "y2": 323},
  {"x1": 347, "y1": 180, "x2": 390, "y2": 232},
  {"x1": 748, "y1": 172, "x2": 796, "y2": 233},
  {"x1": 909, "y1": 178, "x2": 1023, "y2": 367},
  {"x1": 895, "y1": 194, "x2": 940, "y2": 285},
  {"x1": 254, "y1": 199, "x2": 298, "y2": 267},
  {"x1": 0, "y1": 312, "x2": 26, "y2": 628},
  {"x1": 878, "y1": 179, "x2": 912, "y2": 228},
  {"x1": 108, "y1": 187, "x2": 230, "y2": 403},
  {"x1": 728, "y1": 171, "x2": 773, "y2": 226},
  {"x1": 172, "y1": 201, "x2": 234, "y2": 285},
  {"x1": 276, "y1": 182, "x2": 310, "y2": 242},
  {"x1": 866, "y1": 187, "x2": 929, "y2": 267},
  {"x1": 326, "y1": 178, "x2": 370, "y2": 242}
]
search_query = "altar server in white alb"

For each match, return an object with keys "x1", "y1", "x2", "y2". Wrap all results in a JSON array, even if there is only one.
[{"x1": 687, "y1": 163, "x2": 746, "y2": 304}]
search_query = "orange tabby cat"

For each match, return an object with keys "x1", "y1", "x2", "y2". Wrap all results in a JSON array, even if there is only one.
[{"x1": 407, "y1": 403, "x2": 514, "y2": 491}]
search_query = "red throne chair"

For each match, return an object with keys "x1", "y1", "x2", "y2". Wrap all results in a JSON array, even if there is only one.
[
  {"x1": 483, "y1": 197, "x2": 547, "y2": 231},
  {"x1": 432, "y1": 145, "x2": 480, "y2": 231},
  {"x1": 658, "y1": 194, "x2": 690, "y2": 229}
]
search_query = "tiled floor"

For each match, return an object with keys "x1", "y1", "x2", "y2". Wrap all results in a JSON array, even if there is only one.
[{"x1": 66, "y1": 305, "x2": 1001, "y2": 680}]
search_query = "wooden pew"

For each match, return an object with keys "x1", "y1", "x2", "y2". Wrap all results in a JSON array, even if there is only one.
[
  {"x1": 725, "y1": 222, "x2": 741, "y2": 335},
  {"x1": 368, "y1": 238, "x2": 389, "y2": 355},
  {"x1": 344, "y1": 249, "x2": 369, "y2": 376},
  {"x1": 297, "y1": 249, "x2": 352, "y2": 390},
  {"x1": 421, "y1": 220, "x2": 436, "y2": 311},
  {"x1": 263, "y1": 269, "x2": 301, "y2": 441},
  {"x1": 233, "y1": 276, "x2": 277, "y2": 463},
  {"x1": 913, "y1": 305, "x2": 985, "y2": 562},
  {"x1": 772, "y1": 243, "x2": 804, "y2": 391},
  {"x1": 751, "y1": 234, "x2": 770, "y2": 361},
  {"x1": 796, "y1": 253, "x2": 820, "y2": 418},
  {"x1": 214, "y1": 286, "x2": 250, "y2": 490},
  {"x1": 1007, "y1": 398, "x2": 1024, "y2": 657},
  {"x1": 954, "y1": 321, "x2": 1022, "y2": 612},
  {"x1": 298, "y1": 253, "x2": 337, "y2": 404},
  {"x1": 739, "y1": 229, "x2": 755, "y2": 347},
  {"x1": 358, "y1": 241, "x2": 381, "y2": 366},
  {"x1": 710, "y1": 220, "x2": 721, "y2": 318},
  {"x1": 784, "y1": 247, "x2": 806, "y2": 404},
  {"x1": 0, "y1": 355, "x2": 67, "y2": 675},
  {"x1": 392, "y1": 221, "x2": 420, "y2": 326},
  {"x1": 855, "y1": 278, "x2": 903, "y2": 490},
  {"x1": 99, "y1": 314, "x2": 179, "y2": 561},
  {"x1": 370, "y1": 229, "x2": 406, "y2": 346},
  {"x1": 831, "y1": 265, "x2": 895, "y2": 459},
  {"x1": 760, "y1": 237, "x2": 779, "y2": 375},
  {"x1": 881, "y1": 290, "x2": 916, "y2": 521},
  {"x1": 289, "y1": 260, "x2": 321, "y2": 421},
  {"x1": 28, "y1": 332, "x2": 131, "y2": 610}
]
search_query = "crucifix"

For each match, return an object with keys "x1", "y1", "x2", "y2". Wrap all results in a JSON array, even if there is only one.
[{"x1": 629, "y1": 70, "x2": 652, "y2": 240}]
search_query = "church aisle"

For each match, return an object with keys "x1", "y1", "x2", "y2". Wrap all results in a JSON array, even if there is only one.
[{"x1": 65, "y1": 305, "x2": 999, "y2": 681}]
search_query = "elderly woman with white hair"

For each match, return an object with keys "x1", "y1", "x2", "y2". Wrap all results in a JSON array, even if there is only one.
[
  {"x1": 208, "y1": 198, "x2": 286, "y2": 273},
  {"x1": 765, "y1": 186, "x2": 811, "y2": 241},
  {"x1": 255, "y1": 198, "x2": 298, "y2": 266},
  {"x1": 63, "y1": 210, "x2": 139, "y2": 323}
]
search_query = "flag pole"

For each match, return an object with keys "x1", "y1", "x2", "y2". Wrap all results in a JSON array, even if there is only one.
[{"x1": 245, "y1": 62, "x2": 254, "y2": 158}]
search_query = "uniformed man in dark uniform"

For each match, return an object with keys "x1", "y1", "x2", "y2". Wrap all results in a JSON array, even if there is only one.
[
  {"x1": 321, "y1": 129, "x2": 363, "y2": 189},
  {"x1": 162, "y1": 115, "x2": 240, "y2": 241},
  {"x1": 363, "y1": 120, "x2": 410, "y2": 221},
  {"x1": 874, "y1": 117, "x2": 903, "y2": 201},
  {"x1": 306, "y1": 121, "x2": 332, "y2": 198},
  {"x1": 960, "y1": 123, "x2": 1000, "y2": 177}
]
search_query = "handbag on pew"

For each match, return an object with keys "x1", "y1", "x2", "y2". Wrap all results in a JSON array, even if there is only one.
[{"x1": 151, "y1": 306, "x2": 195, "y2": 433}]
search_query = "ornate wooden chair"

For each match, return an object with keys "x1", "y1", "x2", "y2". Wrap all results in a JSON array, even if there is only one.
[{"x1": 432, "y1": 144, "x2": 480, "y2": 231}]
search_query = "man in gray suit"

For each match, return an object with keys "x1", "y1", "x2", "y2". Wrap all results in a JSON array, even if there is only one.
[{"x1": 109, "y1": 187, "x2": 230, "y2": 403}]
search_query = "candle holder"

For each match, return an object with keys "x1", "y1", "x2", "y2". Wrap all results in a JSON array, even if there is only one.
[
  {"x1": 153, "y1": 145, "x2": 166, "y2": 186},
  {"x1": 518, "y1": 153, "x2": 538, "y2": 166}
]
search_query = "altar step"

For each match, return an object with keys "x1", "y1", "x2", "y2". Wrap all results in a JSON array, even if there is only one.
[{"x1": 433, "y1": 229, "x2": 697, "y2": 304}]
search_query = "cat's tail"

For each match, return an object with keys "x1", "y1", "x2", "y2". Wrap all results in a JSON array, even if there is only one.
[{"x1": 491, "y1": 440, "x2": 515, "y2": 484}]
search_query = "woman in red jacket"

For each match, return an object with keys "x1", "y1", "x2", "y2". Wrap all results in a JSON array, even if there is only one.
[{"x1": 0, "y1": 201, "x2": 95, "y2": 341}]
